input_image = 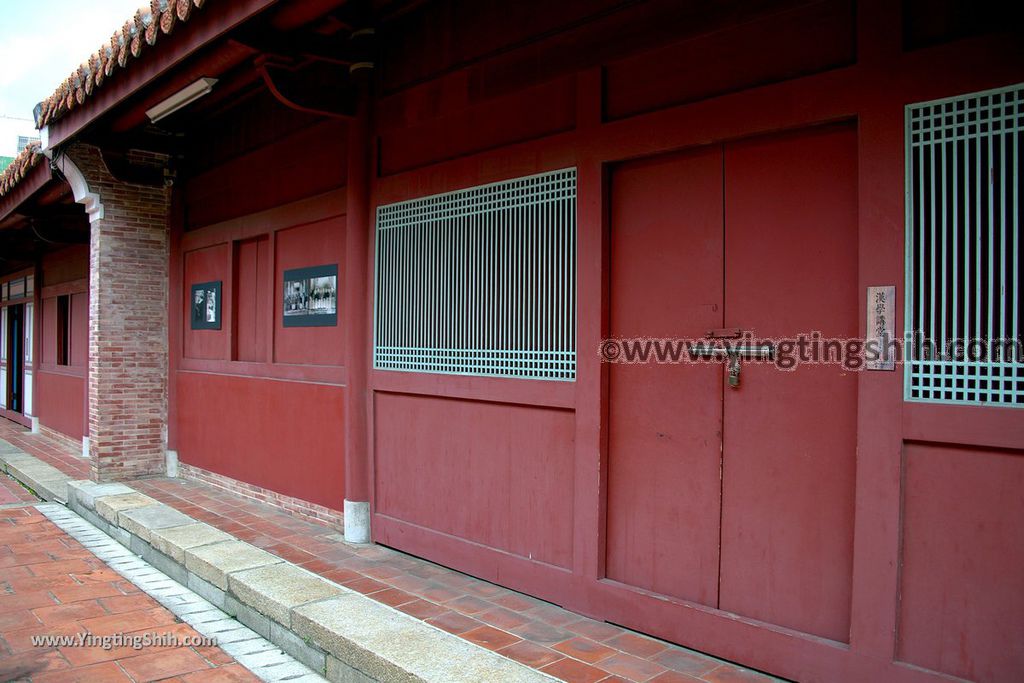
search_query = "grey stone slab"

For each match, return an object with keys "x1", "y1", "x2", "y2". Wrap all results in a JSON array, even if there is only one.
[
  {"x1": 224, "y1": 595, "x2": 273, "y2": 639},
  {"x1": 108, "y1": 525, "x2": 132, "y2": 548},
  {"x1": 291, "y1": 675, "x2": 334, "y2": 683},
  {"x1": 149, "y1": 522, "x2": 234, "y2": 564},
  {"x1": 187, "y1": 573, "x2": 227, "y2": 611},
  {"x1": 217, "y1": 627, "x2": 263, "y2": 645},
  {"x1": 292, "y1": 594, "x2": 554, "y2": 683},
  {"x1": 244, "y1": 649, "x2": 293, "y2": 668},
  {"x1": 0, "y1": 451, "x2": 71, "y2": 503},
  {"x1": 224, "y1": 638, "x2": 279, "y2": 658},
  {"x1": 0, "y1": 452, "x2": 33, "y2": 467},
  {"x1": 229, "y1": 563, "x2": 344, "y2": 626},
  {"x1": 252, "y1": 660, "x2": 315, "y2": 681},
  {"x1": 325, "y1": 656, "x2": 377, "y2": 683},
  {"x1": 130, "y1": 534, "x2": 150, "y2": 556},
  {"x1": 185, "y1": 540, "x2": 283, "y2": 590},
  {"x1": 32, "y1": 478, "x2": 69, "y2": 503},
  {"x1": 270, "y1": 620, "x2": 327, "y2": 675},
  {"x1": 95, "y1": 492, "x2": 159, "y2": 525},
  {"x1": 65, "y1": 503, "x2": 111, "y2": 534},
  {"x1": 67, "y1": 480, "x2": 134, "y2": 510},
  {"x1": 118, "y1": 504, "x2": 193, "y2": 542},
  {"x1": 140, "y1": 545, "x2": 189, "y2": 585}
]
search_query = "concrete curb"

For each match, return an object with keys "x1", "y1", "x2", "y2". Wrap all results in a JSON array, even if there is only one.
[
  {"x1": 64, "y1": 479, "x2": 556, "y2": 683},
  {"x1": 0, "y1": 437, "x2": 73, "y2": 503}
]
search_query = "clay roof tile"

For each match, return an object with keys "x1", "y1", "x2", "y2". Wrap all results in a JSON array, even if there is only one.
[
  {"x1": 33, "y1": 0, "x2": 211, "y2": 128},
  {"x1": 0, "y1": 143, "x2": 45, "y2": 198}
]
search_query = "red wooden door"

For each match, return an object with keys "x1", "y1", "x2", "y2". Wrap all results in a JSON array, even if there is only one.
[
  {"x1": 607, "y1": 123, "x2": 858, "y2": 641},
  {"x1": 719, "y1": 124, "x2": 859, "y2": 641},
  {"x1": 607, "y1": 146, "x2": 725, "y2": 607}
]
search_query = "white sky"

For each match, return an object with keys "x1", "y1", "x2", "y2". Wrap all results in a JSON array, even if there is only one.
[{"x1": 0, "y1": 0, "x2": 145, "y2": 144}]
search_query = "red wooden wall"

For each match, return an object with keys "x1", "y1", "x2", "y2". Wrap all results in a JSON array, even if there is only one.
[
  {"x1": 35, "y1": 246, "x2": 89, "y2": 441},
  {"x1": 360, "y1": 2, "x2": 1024, "y2": 682},
  {"x1": 112, "y1": 1, "x2": 1024, "y2": 680},
  {"x1": 171, "y1": 108, "x2": 349, "y2": 511}
]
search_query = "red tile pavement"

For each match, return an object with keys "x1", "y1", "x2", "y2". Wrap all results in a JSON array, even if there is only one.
[
  {"x1": 0, "y1": 419, "x2": 780, "y2": 683},
  {"x1": 0, "y1": 503, "x2": 259, "y2": 683},
  {"x1": 0, "y1": 470, "x2": 40, "y2": 506},
  {"x1": 0, "y1": 428, "x2": 90, "y2": 480}
]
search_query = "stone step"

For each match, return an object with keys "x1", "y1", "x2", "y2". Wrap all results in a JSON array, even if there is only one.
[{"x1": 65, "y1": 478, "x2": 555, "y2": 683}]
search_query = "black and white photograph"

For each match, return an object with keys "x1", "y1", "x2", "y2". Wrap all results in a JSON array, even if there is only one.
[
  {"x1": 190, "y1": 281, "x2": 221, "y2": 330},
  {"x1": 283, "y1": 265, "x2": 338, "y2": 327}
]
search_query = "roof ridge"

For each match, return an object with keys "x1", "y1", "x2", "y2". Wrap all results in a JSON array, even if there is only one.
[{"x1": 35, "y1": 0, "x2": 210, "y2": 129}]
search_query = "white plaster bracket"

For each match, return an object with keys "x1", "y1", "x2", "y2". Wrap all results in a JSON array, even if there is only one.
[{"x1": 51, "y1": 153, "x2": 104, "y2": 224}]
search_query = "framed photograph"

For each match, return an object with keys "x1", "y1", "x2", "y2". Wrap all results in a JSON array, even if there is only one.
[
  {"x1": 283, "y1": 264, "x2": 338, "y2": 327},
  {"x1": 190, "y1": 281, "x2": 222, "y2": 330}
]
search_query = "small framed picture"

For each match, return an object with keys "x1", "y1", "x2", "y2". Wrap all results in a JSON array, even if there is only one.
[
  {"x1": 190, "y1": 281, "x2": 222, "y2": 330},
  {"x1": 283, "y1": 265, "x2": 338, "y2": 327}
]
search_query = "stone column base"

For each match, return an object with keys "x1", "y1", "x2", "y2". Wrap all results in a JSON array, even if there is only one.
[{"x1": 343, "y1": 500, "x2": 370, "y2": 544}]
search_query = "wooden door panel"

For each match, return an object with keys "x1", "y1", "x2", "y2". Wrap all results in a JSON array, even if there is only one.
[
  {"x1": 719, "y1": 124, "x2": 859, "y2": 641},
  {"x1": 606, "y1": 147, "x2": 724, "y2": 606}
]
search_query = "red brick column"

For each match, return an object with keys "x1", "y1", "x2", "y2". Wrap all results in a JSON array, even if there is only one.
[{"x1": 65, "y1": 144, "x2": 170, "y2": 481}]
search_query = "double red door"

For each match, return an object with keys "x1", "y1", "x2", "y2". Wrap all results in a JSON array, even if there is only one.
[{"x1": 607, "y1": 123, "x2": 859, "y2": 641}]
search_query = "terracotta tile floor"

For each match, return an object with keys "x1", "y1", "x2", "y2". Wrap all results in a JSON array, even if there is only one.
[
  {"x1": 0, "y1": 502, "x2": 258, "y2": 682},
  {"x1": 0, "y1": 471, "x2": 40, "y2": 507},
  {"x1": 0, "y1": 428, "x2": 90, "y2": 480},
  {"x1": 0, "y1": 420, "x2": 780, "y2": 683}
]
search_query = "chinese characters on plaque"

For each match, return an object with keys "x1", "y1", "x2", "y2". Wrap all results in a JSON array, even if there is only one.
[{"x1": 866, "y1": 285, "x2": 895, "y2": 371}]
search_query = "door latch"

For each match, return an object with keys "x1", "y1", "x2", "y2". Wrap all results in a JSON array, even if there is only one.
[{"x1": 688, "y1": 344, "x2": 773, "y2": 389}]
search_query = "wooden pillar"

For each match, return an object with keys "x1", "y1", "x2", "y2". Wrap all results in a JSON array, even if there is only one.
[{"x1": 343, "y1": 44, "x2": 374, "y2": 542}]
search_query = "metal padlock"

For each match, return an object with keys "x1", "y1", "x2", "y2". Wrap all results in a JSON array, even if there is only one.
[{"x1": 728, "y1": 354, "x2": 740, "y2": 388}]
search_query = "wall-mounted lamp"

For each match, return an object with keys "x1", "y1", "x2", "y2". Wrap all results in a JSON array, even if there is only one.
[{"x1": 145, "y1": 77, "x2": 218, "y2": 123}]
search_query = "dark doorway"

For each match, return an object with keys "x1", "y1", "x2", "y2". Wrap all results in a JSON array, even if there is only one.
[{"x1": 7, "y1": 304, "x2": 24, "y2": 413}]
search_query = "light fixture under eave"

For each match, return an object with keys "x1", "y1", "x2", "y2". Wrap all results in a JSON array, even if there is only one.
[{"x1": 145, "y1": 77, "x2": 219, "y2": 123}]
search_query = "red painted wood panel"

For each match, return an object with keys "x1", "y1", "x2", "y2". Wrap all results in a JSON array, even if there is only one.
[
  {"x1": 234, "y1": 236, "x2": 271, "y2": 362},
  {"x1": 40, "y1": 294, "x2": 86, "y2": 370},
  {"x1": 374, "y1": 393, "x2": 575, "y2": 569},
  {"x1": 35, "y1": 371, "x2": 85, "y2": 440},
  {"x1": 177, "y1": 371, "x2": 345, "y2": 510},
  {"x1": 898, "y1": 443, "x2": 1024, "y2": 682},
  {"x1": 606, "y1": 146, "x2": 724, "y2": 606},
  {"x1": 184, "y1": 120, "x2": 346, "y2": 230},
  {"x1": 39, "y1": 246, "x2": 88, "y2": 286},
  {"x1": 719, "y1": 124, "x2": 858, "y2": 641},
  {"x1": 380, "y1": 0, "x2": 625, "y2": 91},
  {"x1": 34, "y1": 246, "x2": 89, "y2": 442},
  {"x1": 378, "y1": 75, "x2": 576, "y2": 175},
  {"x1": 605, "y1": 0, "x2": 855, "y2": 120},
  {"x1": 40, "y1": 298, "x2": 57, "y2": 366},
  {"x1": 274, "y1": 218, "x2": 345, "y2": 367},
  {"x1": 70, "y1": 293, "x2": 87, "y2": 368},
  {"x1": 183, "y1": 243, "x2": 230, "y2": 360}
]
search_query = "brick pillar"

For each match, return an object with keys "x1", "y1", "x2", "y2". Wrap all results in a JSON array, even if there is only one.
[{"x1": 64, "y1": 144, "x2": 170, "y2": 482}]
